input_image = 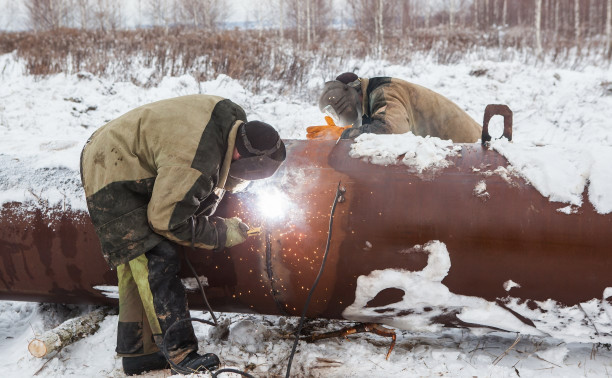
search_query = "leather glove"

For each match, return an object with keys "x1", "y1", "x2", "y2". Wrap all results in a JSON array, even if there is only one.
[{"x1": 224, "y1": 217, "x2": 249, "y2": 248}]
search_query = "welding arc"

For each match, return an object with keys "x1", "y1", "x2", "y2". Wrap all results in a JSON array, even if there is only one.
[{"x1": 285, "y1": 182, "x2": 345, "y2": 378}]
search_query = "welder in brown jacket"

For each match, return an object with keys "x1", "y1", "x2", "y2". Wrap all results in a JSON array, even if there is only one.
[
  {"x1": 80, "y1": 95, "x2": 286, "y2": 375},
  {"x1": 316, "y1": 72, "x2": 481, "y2": 141}
]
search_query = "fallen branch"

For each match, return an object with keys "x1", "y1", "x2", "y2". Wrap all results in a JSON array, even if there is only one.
[
  {"x1": 28, "y1": 308, "x2": 107, "y2": 358},
  {"x1": 493, "y1": 334, "x2": 522, "y2": 365}
]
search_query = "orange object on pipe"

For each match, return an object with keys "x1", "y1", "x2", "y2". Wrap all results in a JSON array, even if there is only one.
[{"x1": 306, "y1": 116, "x2": 350, "y2": 140}]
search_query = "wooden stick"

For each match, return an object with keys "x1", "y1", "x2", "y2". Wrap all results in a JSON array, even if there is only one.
[
  {"x1": 28, "y1": 308, "x2": 107, "y2": 358},
  {"x1": 493, "y1": 334, "x2": 521, "y2": 365}
]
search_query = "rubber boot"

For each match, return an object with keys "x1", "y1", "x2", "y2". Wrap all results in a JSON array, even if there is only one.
[
  {"x1": 172, "y1": 351, "x2": 220, "y2": 374},
  {"x1": 122, "y1": 351, "x2": 169, "y2": 375}
]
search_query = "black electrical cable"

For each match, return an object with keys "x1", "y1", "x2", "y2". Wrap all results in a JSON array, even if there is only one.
[
  {"x1": 184, "y1": 251, "x2": 218, "y2": 326},
  {"x1": 160, "y1": 217, "x2": 256, "y2": 378},
  {"x1": 164, "y1": 183, "x2": 344, "y2": 378},
  {"x1": 285, "y1": 182, "x2": 345, "y2": 378}
]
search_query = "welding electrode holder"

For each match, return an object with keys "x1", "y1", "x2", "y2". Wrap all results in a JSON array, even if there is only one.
[{"x1": 246, "y1": 226, "x2": 262, "y2": 237}]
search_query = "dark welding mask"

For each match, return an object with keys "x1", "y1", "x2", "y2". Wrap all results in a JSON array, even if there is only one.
[{"x1": 229, "y1": 124, "x2": 287, "y2": 180}]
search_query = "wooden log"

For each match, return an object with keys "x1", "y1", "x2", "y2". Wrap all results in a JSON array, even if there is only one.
[{"x1": 28, "y1": 308, "x2": 107, "y2": 358}]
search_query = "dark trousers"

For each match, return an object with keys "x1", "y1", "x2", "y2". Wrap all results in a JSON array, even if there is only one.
[{"x1": 116, "y1": 240, "x2": 197, "y2": 363}]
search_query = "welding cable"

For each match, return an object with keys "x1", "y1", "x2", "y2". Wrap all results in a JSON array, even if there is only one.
[
  {"x1": 161, "y1": 318, "x2": 255, "y2": 377},
  {"x1": 285, "y1": 182, "x2": 345, "y2": 378},
  {"x1": 160, "y1": 217, "x2": 255, "y2": 378}
]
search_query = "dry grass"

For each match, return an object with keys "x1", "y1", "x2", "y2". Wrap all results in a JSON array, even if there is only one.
[{"x1": 0, "y1": 27, "x2": 608, "y2": 94}]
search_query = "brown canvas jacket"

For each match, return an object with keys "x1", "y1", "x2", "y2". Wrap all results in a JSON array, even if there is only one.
[
  {"x1": 358, "y1": 77, "x2": 482, "y2": 142},
  {"x1": 80, "y1": 95, "x2": 247, "y2": 268}
]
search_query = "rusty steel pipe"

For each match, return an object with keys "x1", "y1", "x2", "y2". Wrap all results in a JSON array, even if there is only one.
[{"x1": 1, "y1": 140, "x2": 611, "y2": 333}]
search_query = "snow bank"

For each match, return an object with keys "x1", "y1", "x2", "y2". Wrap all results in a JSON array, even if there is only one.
[
  {"x1": 349, "y1": 133, "x2": 461, "y2": 172},
  {"x1": 343, "y1": 241, "x2": 544, "y2": 336},
  {"x1": 492, "y1": 140, "x2": 612, "y2": 214}
]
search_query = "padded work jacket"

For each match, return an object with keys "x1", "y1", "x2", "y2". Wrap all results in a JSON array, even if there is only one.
[
  {"x1": 357, "y1": 77, "x2": 482, "y2": 142},
  {"x1": 80, "y1": 95, "x2": 247, "y2": 268}
]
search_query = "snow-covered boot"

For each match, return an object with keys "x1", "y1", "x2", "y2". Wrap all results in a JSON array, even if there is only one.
[
  {"x1": 122, "y1": 351, "x2": 168, "y2": 375},
  {"x1": 173, "y1": 351, "x2": 220, "y2": 373}
]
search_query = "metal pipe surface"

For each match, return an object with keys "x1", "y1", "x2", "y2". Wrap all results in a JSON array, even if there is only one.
[{"x1": 1, "y1": 140, "x2": 610, "y2": 338}]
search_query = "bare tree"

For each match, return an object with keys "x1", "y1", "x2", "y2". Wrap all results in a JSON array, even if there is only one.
[
  {"x1": 348, "y1": 0, "x2": 395, "y2": 44},
  {"x1": 25, "y1": 0, "x2": 71, "y2": 31},
  {"x1": 492, "y1": 0, "x2": 498, "y2": 25},
  {"x1": 286, "y1": 0, "x2": 331, "y2": 44},
  {"x1": 176, "y1": 0, "x2": 227, "y2": 31},
  {"x1": 75, "y1": 0, "x2": 92, "y2": 29},
  {"x1": 449, "y1": 0, "x2": 456, "y2": 30},
  {"x1": 92, "y1": 0, "x2": 123, "y2": 30},
  {"x1": 554, "y1": 0, "x2": 560, "y2": 41},
  {"x1": 279, "y1": 0, "x2": 284, "y2": 40},
  {"x1": 606, "y1": 0, "x2": 612, "y2": 59},
  {"x1": 588, "y1": 0, "x2": 595, "y2": 36},
  {"x1": 535, "y1": 0, "x2": 543, "y2": 58},
  {"x1": 306, "y1": 0, "x2": 311, "y2": 44},
  {"x1": 574, "y1": 0, "x2": 581, "y2": 44},
  {"x1": 147, "y1": 0, "x2": 173, "y2": 31},
  {"x1": 394, "y1": 0, "x2": 413, "y2": 35},
  {"x1": 178, "y1": 0, "x2": 203, "y2": 28}
]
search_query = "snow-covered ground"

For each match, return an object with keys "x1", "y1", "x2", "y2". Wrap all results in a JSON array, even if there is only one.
[
  {"x1": 2, "y1": 301, "x2": 612, "y2": 378},
  {"x1": 1, "y1": 50, "x2": 612, "y2": 377}
]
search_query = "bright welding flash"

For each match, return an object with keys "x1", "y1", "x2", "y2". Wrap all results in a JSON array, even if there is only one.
[{"x1": 257, "y1": 186, "x2": 289, "y2": 219}]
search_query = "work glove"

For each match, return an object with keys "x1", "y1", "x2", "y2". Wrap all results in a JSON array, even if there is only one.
[
  {"x1": 306, "y1": 125, "x2": 350, "y2": 140},
  {"x1": 224, "y1": 217, "x2": 249, "y2": 248},
  {"x1": 306, "y1": 115, "x2": 351, "y2": 140}
]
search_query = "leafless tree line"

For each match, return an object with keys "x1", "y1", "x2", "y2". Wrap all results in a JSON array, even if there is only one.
[
  {"x1": 23, "y1": 0, "x2": 124, "y2": 31},
  {"x1": 22, "y1": 0, "x2": 228, "y2": 31},
  {"x1": 19, "y1": 0, "x2": 612, "y2": 57},
  {"x1": 278, "y1": 0, "x2": 612, "y2": 55}
]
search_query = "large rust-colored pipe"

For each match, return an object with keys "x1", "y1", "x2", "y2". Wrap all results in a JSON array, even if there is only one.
[{"x1": 1, "y1": 140, "x2": 611, "y2": 334}]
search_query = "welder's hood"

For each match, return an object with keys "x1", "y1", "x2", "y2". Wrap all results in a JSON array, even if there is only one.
[
  {"x1": 229, "y1": 126, "x2": 286, "y2": 181},
  {"x1": 318, "y1": 81, "x2": 362, "y2": 127}
]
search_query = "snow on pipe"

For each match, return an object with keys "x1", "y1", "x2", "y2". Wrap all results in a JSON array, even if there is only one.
[{"x1": 1, "y1": 140, "x2": 611, "y2": 343}]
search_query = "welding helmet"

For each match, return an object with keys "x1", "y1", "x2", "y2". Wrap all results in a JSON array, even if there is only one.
[
  {"x1": 318, "y1": 79, "x2": 362, "y2": 127},
  {"x1": 229, "y1": 121, "x2": 286, "y2": 180}
]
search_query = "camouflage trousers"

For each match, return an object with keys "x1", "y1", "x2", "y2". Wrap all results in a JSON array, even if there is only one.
[{"x1": 116, "y1": 240, "x2": 197, "y2": 363}]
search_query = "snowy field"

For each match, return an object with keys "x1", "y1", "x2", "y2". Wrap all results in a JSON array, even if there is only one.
[{"x1": 1, "y1": 50, "x2": 612, "y2": 377}]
